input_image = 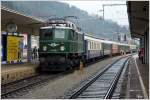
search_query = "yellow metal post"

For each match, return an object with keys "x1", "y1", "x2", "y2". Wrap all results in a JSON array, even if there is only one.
[{"x1": 79, "y1": 61, "x2": 84, "y2": 74}]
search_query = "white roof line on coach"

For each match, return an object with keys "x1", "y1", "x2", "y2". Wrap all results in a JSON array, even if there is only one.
[{"x1": 84, "y1": 35, "x2": 131, "y2": 46}]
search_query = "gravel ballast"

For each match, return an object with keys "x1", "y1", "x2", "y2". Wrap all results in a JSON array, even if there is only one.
[{"x1": 15, "y1": 56, "x2": 123, "y2": 99}]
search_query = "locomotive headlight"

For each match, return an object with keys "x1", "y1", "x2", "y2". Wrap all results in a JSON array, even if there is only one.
[
  {"x1": 60, "y1": 46, "x2": 65, "y2": 51},
  {"x1": 43, "y1": 46, "x2": 47, "y2": 51}
]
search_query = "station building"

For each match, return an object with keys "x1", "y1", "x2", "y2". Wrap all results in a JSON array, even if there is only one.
[{"x1": 1, "y1": 6, "x2": 45, "y2": 63}]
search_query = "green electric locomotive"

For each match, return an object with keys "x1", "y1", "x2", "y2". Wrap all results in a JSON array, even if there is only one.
[{"x1": 39, "y1": 20, "x2": 84, "y2": 71}]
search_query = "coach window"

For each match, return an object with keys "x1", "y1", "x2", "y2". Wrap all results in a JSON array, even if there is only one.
[
  {"x1": 99, "y1": 43, "x2": 101, "y2": 50},
  {"x1": 92, "y1": 42, "x2": 93, "y2": 49},
  {"x1": 87, "y1": 41, "x2": 89, "y2": 49},
  {"x1": 91, "y1": 41, "x2": 92, "y2": 49},
  {"x1": 100, "y1": 43, "x2": 101, "y2": 50},
  {"x1": 93, "y1": 42, "x2": 94, "y2": 50},
  {"x1": 91, "y1": 41, "x2": 93, "y2": 49},
  {"x1": 96, "y1": 43, "x2": 97, "y2": 49},
  {"x1": 91, "y1": 42, "x2": 92, "y2": 49},
  {"x1": 90, "y1": 41, "x2": 91, "y2": 49},
  {"x1": 89, "y1": 41, "x2": 90, "y2": 49},
  {"x1": 96, "y1": 43, "x2": 98, "y2": 50},
  {"x1": 93, "y1": 42, "x2": 95, "y2": 49}
]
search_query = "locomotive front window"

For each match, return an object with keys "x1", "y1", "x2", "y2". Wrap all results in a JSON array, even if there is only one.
[
  {"x1": 54, "y1": 29, "x2": 65, "y2": 39},
  {"x1": 40, "y1": 29, "x2": 53, "y2": 39}
]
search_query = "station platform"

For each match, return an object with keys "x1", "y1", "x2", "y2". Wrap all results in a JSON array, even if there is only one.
[
  {"x1": 122, "y1": 54, "x2": 149, "y2": 99},
  {"x1": 1, "y1": 60, "x2": 39, "y2": 85}
]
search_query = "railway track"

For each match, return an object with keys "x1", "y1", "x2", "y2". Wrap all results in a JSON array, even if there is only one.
[
  {"x1": 1, "y1": 55, "x2": 109, "y2": 99},
  {"x1": 1, "y1": 71, "x2": 72, "y2": 99},
  {"x1": 1, "y1": 55, "x2": 128, "y2": 99},
  {"x1": 69, "y1": 56, "x2": 130, "y2": 99}
]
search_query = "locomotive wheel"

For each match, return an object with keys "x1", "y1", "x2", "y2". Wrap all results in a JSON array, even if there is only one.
[
  {"x1": 70, "y1": 60, "x2": 74, "y2": 67},
  {"x1": 74, "y1": 59, "x2": 80, "y2": 67},
  {"x1": 37, "y1": 65, "x2": 42, "y2": 73},
  {"x1": 66, "y1": 59, "x2": 73, "y2": 70}
]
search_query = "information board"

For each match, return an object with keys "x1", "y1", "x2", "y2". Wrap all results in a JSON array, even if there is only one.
[{"x1": 7, "y1": 36, "x2": 21, "y2": 61}]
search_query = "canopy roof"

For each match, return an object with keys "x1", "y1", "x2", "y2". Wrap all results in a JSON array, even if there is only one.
[
  {"x1": 127, "y1": 1, "x2": 149, "y2": 38},
  {"x1": 1, "y1": 6, "x2": 45, "y2": 28}
]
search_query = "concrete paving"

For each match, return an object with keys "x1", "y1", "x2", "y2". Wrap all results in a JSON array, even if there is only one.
[
  {"x1": 125, "y1": 54, "x2": 149, "y2": 99},
  {"x1": 134, "y1": 54, "x2": 149, "y2": 98}
]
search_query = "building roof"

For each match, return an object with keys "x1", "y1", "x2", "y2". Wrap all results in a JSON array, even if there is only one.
[{"x1": 1, "y1": 6, "x2": 45, "y2": 28}]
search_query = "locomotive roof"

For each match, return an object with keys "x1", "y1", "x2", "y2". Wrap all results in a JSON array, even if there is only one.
[
  {"x1": 40, "y1": 26, "x2": 83, "y2": 34},
  {"x1": 41, "y1": 26, "x2": 73, "y2": 29},
  {"x1": 84, "y1": 34, "x2": 135, "y2": 46},
  {"x1": 42, "y1": 20, "x2": 80, "y2": 29},
  {"x1": 41, "y1": 20, "x2": 84, "y2": 34}
]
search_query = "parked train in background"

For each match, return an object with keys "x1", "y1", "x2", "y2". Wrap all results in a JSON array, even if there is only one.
[{"x1": 38, "y1": 20, "x2": 137, "y2": 71}]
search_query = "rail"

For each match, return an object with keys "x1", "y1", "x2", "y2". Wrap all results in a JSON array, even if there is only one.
[{"x1": 69, "y1": 56, "x2": 130, "y2": 99}]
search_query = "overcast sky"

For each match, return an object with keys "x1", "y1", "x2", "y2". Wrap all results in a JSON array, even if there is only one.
[{"x1": 60, "y1": 1, "x2": 129, "y2": 26}]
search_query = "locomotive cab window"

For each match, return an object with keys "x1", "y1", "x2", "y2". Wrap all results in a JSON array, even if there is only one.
[
  {"x1": 40, "y1": 29, "x2": 53, "y2": 39},
  {"x1": 69, "y1": 29, "x2": 74, "y2": 40},
  {"x1": 78, "y1": 34, "x2": 83, "y2": 41},
  {"x1": 74, "y1": 32, "x2": 78, "y2": 40},
  {"x1": 54, "y1": 29, "x2": 65, "y2": 39}
]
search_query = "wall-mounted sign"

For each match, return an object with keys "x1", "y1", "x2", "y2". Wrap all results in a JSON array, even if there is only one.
[{"x1": 7, "y1": 35, "x2": 22, "y2": 61}]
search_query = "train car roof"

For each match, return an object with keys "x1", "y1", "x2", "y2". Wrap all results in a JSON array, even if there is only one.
[{"x1": 84, "y1": 34, "x2": 135, "y2": 46}]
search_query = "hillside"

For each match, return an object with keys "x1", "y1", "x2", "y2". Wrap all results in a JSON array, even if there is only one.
[{"x1": 2, "y1": 1, "x2": 130, "y2": 40}]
